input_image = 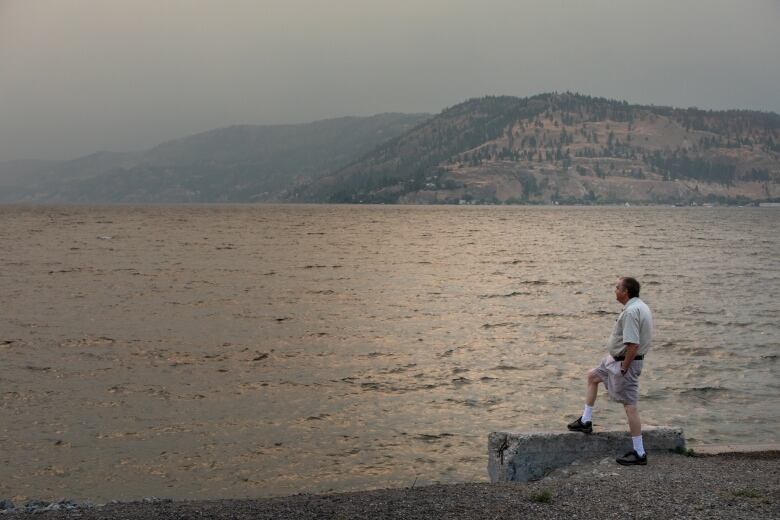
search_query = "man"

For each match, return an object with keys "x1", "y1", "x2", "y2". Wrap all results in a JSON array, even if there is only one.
[{"x1": 567, "y1": 277, "x2": 654, "y2": 466}]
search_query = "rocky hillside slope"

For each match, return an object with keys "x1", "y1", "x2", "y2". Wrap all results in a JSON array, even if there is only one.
[{"x1": 291, "y1": 93, "x2": 780, "y2": 205}]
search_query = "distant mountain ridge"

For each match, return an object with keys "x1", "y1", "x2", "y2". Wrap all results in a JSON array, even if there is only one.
[
  {"x1": 291, "y1": 93, "x2": 780, "y2": 205},
  {"x1": 0, "y1": 113, "x2": 430, "y2": 203},
  {"x1": 2, "y1": 93, "x2": 778, "y2": 205}
]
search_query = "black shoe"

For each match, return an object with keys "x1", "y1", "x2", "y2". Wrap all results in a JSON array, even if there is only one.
[
  {"x1": 616, "y1": 450, "x2": 647, "y2": 466},
  {"x1": 566, "y1": 417, "x2": 592, "y2": 434}
]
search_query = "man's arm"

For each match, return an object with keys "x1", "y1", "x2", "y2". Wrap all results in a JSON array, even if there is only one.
[{"x1": 620, "y1": 343, "x2": 639, "y2": 375}]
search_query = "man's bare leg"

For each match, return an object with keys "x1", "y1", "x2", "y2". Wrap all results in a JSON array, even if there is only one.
[
  {"x1": 569, "y1": 370, "x2": 602, "y2": 432},
  {"x1": 624, "y1": 404, "x2": 641, "y2": 436},
  {"x1": 586, "y1": 369, "x2": 601, "y2": 406},
  {"x1": 621, "y1": 403, "x2": 646, "y2": 461}
]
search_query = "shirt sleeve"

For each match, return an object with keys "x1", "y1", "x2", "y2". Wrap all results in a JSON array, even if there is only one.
[{"x1": 622, "y1": 308, "x2": 641, "y2": 345}]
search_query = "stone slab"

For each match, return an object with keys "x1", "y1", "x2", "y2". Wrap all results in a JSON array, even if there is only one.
[{"x1": 488, "y1": 427, "x2": 685, "y2": 482}]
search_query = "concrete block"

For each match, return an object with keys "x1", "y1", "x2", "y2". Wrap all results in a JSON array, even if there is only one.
[{"x1": 488, "y1": 427, "x2": 685, "y2": 482}]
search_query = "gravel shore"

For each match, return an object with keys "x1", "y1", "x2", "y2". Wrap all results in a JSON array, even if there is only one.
[{"x1": 3, "y1": 451, "x2": 778, "y2": 519}]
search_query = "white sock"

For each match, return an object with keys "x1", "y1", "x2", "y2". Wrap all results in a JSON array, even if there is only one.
[
  {"x1": 581, "y1": 404, "x2": 593, "y2": 423},
  {"x1": 632, "y1": 435, "x2": 645, "y2": 456}
]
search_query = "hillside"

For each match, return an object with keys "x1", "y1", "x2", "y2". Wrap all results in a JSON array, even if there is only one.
[
  {"x1": 291, "y1": 93, "x2": 780, "y2": 205},
  {"x1": 0, "y1": 113, "x2": 429, "y2": 203}
]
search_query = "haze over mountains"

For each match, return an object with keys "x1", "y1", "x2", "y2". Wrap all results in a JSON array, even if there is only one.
[
  {"x1": 0, "y1": 113, "x2": 429, "y2": 203},
  {"x1": 2, "y1": 93, "x2": 779, "y2": 205}
]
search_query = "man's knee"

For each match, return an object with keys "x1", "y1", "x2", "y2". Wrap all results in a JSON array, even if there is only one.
[{"x1": 587, "y1": 369, "x2": 602, "y2": 384}]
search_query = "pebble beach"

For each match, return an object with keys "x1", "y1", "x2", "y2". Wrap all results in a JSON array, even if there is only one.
[{"x1": 3, "y1": 451, "x2": 777, "y2": 519}]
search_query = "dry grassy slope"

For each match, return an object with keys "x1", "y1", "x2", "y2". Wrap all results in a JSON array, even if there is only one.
[{"x1": 402, "y1": 109, "x2": 779, "y2": 204}]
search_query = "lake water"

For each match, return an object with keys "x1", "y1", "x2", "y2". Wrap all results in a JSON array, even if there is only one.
[{"x1": 1, "y1": 204, "x2": 778, "y2": 502}]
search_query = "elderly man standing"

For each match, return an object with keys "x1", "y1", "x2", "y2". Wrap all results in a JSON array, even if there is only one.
[{"x1": 567, "y1": 277, "x2": 654, "y2": 465}]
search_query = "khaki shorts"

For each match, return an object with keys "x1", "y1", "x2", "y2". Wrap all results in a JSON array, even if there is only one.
[{"x1": 592, "y1": 355, "x2": 643, "y2": 406}]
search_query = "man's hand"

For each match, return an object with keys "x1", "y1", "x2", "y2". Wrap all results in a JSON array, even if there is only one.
[{"x1": 621, "y1": 343, "x2": 639, "y2": 375}]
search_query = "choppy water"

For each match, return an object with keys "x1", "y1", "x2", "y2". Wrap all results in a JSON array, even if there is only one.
[{"x1": 0, "y1": 204, "x2": 778, "y2": 502}]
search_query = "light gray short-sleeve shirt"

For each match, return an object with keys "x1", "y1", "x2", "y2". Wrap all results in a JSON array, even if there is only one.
[{"x1": 606, "y1": 297, "x2": 654, "y2": 357}]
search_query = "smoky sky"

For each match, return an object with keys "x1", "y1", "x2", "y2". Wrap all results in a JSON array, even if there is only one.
[{"x1": 1, "y1": 0, "x2": 778, "y2": 162}]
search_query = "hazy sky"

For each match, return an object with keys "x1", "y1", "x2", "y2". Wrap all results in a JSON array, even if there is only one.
[{"x1": 1, "y1": 0, "x2": 778, "y2": 162}]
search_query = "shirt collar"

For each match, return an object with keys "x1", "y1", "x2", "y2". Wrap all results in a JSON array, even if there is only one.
[{"x1": 624, "y1": 297, "x2": 639, "y2": 309}]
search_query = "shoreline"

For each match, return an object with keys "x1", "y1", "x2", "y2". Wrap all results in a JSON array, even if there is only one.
[
  {"x1": 688, "y1": 442, "x2": 780, "y2": 455},
  {"x1": 4, "y1": 450, "x2": 778, "y2": 519}
]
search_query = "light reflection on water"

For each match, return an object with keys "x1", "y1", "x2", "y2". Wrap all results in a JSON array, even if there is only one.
[{"x1": 0, "y1": 204, "x2": 778, "y2": 501}]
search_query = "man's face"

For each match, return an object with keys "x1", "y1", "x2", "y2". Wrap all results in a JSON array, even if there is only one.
[{"x1": 615, "y1": 279, "x2": 629, "y2": 304}]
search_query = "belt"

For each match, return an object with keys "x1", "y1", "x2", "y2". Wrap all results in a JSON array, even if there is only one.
[{"x1": 614, "y1": 355, "x2": 643, "y2": 361}]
